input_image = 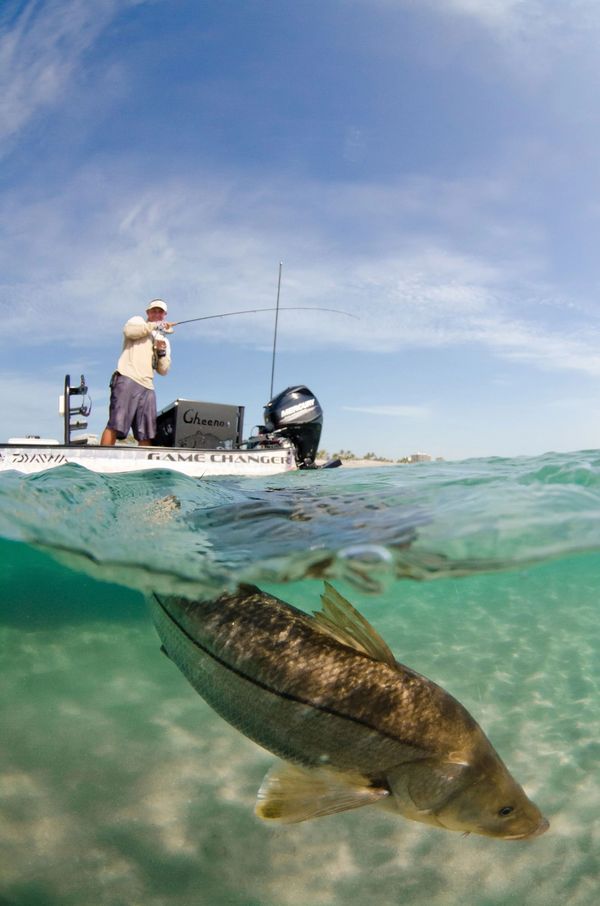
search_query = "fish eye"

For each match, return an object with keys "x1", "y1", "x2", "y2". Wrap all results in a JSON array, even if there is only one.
[{"x1": 498, "y1": 806, "x2": 514, "y2": 817}]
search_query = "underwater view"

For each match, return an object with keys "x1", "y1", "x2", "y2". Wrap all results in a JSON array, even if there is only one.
[{"x1": 0, "y1": 451, "x2": 598, "y2": 906}]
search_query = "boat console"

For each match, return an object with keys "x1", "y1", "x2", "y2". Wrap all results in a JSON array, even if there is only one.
[{"x1": 155, "y1": 399, "x2": 244, "y2": 450}]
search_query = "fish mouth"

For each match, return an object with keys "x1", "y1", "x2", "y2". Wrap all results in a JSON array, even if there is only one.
[{"x1": 503, "y1": 817, "x2": 550, "y2": 841}]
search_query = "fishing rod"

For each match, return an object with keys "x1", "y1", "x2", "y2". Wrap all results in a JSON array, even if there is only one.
[
  {"x1": 163, "y1": 272, "x2": 359, "y2": 401},
  {"x1": 171, "y1": 306, "x2": 358, "y2": 327}
]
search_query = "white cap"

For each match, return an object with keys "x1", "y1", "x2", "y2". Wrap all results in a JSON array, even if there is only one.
[{"x1": 146, "y1": 298, "x2": 168, "y2": 313}]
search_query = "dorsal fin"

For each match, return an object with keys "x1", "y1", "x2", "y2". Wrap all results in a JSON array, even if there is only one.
[{"x1": 312, "y1": 582, "x2": 397, "y2": 669}]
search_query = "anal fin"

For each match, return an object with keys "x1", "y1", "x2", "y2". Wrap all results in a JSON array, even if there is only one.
[{"x1": 255, "y1": 761, "x2": 389, "y2": 824}]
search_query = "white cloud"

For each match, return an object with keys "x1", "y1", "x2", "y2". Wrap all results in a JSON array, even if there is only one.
[
  {"x1": 359, "y1": 0, "x2": 600, "y2": 91},
  {"x1": 2, "y1": 164, "x2": 599, "y2": 380},
  {"x1": 429, "y1": 0, "x2": 539, "y2": 29},
  {"x1": 0, "y1": 0, "x2": 128, "y2": 150},
  {"x1": 1, "y1": 1, "x2": 598, "y2": 387},
  {"x1": 0, "y1": 373, "x2": 66, "y2": 439},
  {"x1": 343, "y1": 404, "x2": 431, "y2": 418},
  {"x1": 548, "y1": 397, "x2": 600, "y2": 411},
  {"x1": 407, "y1": 0, "x2": 600, "y2": 39}
]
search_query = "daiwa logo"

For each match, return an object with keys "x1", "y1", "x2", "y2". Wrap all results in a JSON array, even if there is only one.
[
  {"x1": 281, "y1": 398, "x2": 315, "y2": 419},
  {"x1": 8, "y1": 451, "x2": 68, "y2": 465}
]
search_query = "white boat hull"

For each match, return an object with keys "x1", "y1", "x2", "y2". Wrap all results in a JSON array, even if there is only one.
[{"x1": 0, "y1": 444, "x2": 296, "y2": 478}]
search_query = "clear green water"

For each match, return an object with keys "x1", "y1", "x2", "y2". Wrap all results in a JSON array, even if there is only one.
[{"x1": 0, "y1": 453, "x2": 598, "y2": 905}]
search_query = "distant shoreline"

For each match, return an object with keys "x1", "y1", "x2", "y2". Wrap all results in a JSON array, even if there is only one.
[{"x1": 318, "y1": 457, "x2": 400, "y2": 468}]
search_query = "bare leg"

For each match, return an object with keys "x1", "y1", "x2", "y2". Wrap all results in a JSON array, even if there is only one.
[
  {"x1": 138, "y1": 439, "x2": 152, "y2": 446},
  {"x1": 100, "y1": 428, "x2": 117, "y2": 446}
]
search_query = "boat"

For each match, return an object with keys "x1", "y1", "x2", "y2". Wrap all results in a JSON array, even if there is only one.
[{"x1": 0, "y1": 375, "x2": 339, "y2": 478}]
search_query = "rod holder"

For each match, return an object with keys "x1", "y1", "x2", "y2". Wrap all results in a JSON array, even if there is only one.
[{"x1": 63, "y1": 374, "x2": 91, "y2": 445}]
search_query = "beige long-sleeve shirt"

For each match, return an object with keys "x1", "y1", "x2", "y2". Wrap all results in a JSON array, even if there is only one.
[{"x1": 116, "y1": 316, "x2": 171, "y2": 390}]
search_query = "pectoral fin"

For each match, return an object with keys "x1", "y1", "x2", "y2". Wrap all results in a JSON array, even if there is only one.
[
  {"x1": 312, "y1": 582, "x2": 397, "y2": 669},
  {"x1": 255, "y1": 761, "x2": 389, "y2": 824},
  {"x1": 389, "y1": 760, "x2": 472, "y2": 814}
]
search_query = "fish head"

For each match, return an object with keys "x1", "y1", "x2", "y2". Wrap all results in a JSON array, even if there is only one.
[
  {"x1": 433, "y1": 759, "x2": 549, "y2": 840},
  {"x1": 388, "y1": 751, "x2": 548, "y2": 840}
]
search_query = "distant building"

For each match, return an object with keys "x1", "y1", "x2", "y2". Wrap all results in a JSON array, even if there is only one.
[{"x1": 407, "y1": 452, "x2": 432, "y2": 463}]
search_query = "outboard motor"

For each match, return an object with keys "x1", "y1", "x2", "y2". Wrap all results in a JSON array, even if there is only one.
[{"x1": 263, "y1": 385, "x2": 323, "y2": 468}]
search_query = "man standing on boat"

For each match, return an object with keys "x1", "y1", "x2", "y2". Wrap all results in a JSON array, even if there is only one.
[{"x1": 100, "y1": 300, "x2": 175, "y2": 446}]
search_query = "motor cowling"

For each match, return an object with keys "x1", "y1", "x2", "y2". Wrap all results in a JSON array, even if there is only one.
[{"x1": 263, "y1": 385, "x2": 323, "y2": 468}]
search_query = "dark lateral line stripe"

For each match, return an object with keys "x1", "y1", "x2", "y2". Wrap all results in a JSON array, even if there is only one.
[{"x1": 153, "y1": 594, "x2": 406, "y2": 746}]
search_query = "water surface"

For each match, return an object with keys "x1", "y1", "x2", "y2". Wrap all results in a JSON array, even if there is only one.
[{"x1": 1, "y1": 452, "x2": 598, "y2": 905}]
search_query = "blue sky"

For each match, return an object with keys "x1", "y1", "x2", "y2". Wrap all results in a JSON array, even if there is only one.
[{"x1": 3, "y1": 0, "x2": 600, "y2": 459}]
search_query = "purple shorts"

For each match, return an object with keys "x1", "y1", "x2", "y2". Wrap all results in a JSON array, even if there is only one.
[{"x1": 106, "y1": 373, "x2": 157, "y2": 441}]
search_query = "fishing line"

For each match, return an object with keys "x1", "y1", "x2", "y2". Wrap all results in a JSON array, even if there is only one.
[
  {"x1": 167, "y1": 286, "x2": 358, "y2": 402},
  {"x1": 173, "y1": 306, "x2": 358, "y2": 326}
]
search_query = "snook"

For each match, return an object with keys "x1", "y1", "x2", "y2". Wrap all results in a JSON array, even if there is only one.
[{"x1": 151, "y1": 583, "x2": 548, "y2": 839}]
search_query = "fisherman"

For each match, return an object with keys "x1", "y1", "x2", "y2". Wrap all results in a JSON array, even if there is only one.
[{"x1": 100, "y1": 299, "x2": 175, "y2": 446}]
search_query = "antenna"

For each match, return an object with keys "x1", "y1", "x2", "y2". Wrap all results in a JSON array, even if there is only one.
[{"x1": 269, "y1": 261, "x2": 283, "y2": 400}]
